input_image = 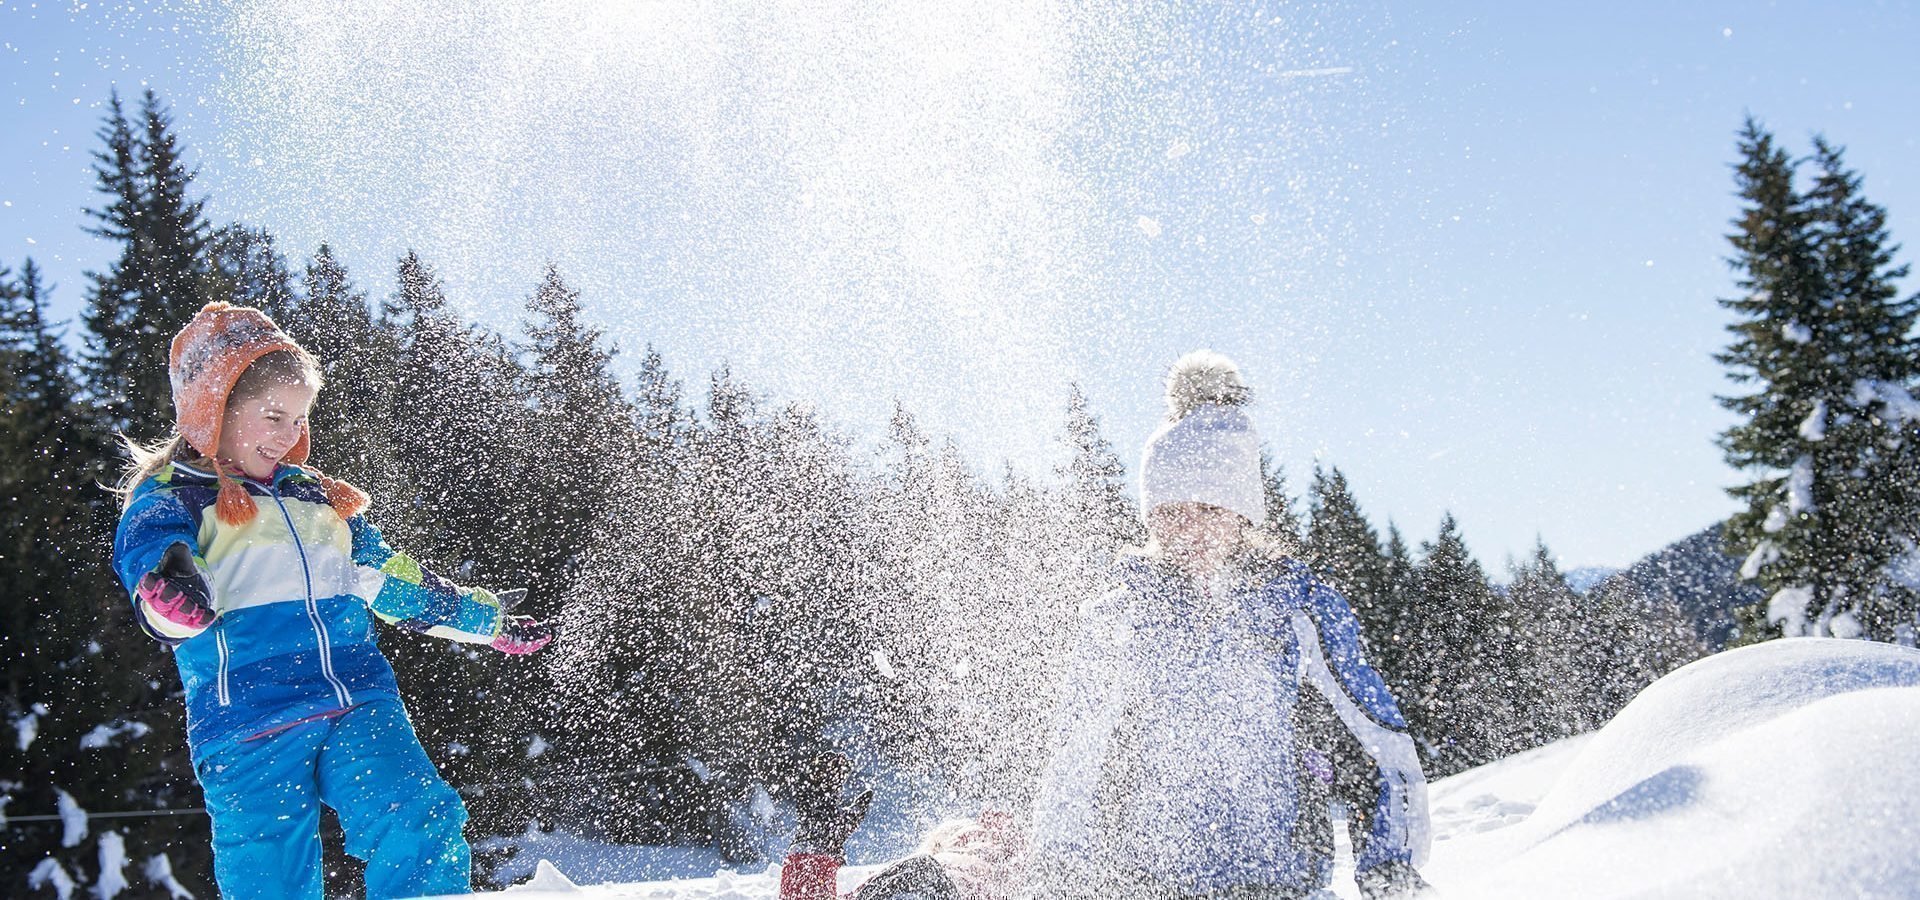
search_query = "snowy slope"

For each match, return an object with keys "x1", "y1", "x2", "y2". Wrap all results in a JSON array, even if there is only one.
[
  {"x1": 459, "y1": 639, "x2": 1920, "y2": 899},
  {"x1": 1427, "y1": 638, "x2": 1920, "y2": 898}
]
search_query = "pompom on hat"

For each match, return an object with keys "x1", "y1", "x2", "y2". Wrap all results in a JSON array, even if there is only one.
[
  {"x1": 169, "y1": 301, "x2": 368, "y2": 524},
  {"x1": 1138, "y1": 350, "x2": 1266, "y2": 526}
]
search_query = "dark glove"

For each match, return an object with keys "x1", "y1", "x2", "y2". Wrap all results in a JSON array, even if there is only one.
[
  {"x1": 1358, "y1": 859, "x2": 1434, "y2": 899},
  {"x1": 793, "y1": 752, "x2": 873, "y2": 859},
  {"x1": 135, "y1": 543, "x2": 214, "y2": 631},
  {"x1": 491, "y1": 613, "x2": 554, "y2": 655}
]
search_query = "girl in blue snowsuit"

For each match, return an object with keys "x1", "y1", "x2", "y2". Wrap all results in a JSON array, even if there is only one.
[
  {"x1": 1029, "y1": 352, "x2": 1432, "y2": 900},
  {"x1": 111, "y1": 302, "x2": 552, "y2": 899}
]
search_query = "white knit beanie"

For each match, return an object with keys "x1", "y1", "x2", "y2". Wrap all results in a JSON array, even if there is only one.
[{"x1": 1139, "y1": 350, "x2": 1266, "y2": 526}]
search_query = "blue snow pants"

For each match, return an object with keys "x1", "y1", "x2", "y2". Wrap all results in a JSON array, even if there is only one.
[{"x1": 195, "y1": 699, "x2": 471, "y2": 900}]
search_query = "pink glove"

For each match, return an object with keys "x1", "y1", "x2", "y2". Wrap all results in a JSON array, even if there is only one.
[
  {"x1": 491, "y1": 615, "x2": 553, "y2": 655},
  {"x1": 137, "y1": 544, "x2": 214, "y2": 630}
]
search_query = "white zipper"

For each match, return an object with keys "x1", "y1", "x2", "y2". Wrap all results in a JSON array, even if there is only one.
[
  {"x1": 269, "y1": 481, "x2": 354, "y2": 708},
  {"x1": 214, "y1": 627, "x2": 232, "y2": 707}
]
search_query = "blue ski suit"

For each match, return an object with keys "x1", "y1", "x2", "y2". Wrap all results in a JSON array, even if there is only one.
[
  {"x1": 1028, "y1": 553, "x2": 1431, "y2": 897},
  {"x1": 113, "y1": 461, "x2": 511, "y2": 899}
]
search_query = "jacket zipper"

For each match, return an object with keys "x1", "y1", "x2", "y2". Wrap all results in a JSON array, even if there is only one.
[
  {"x1": 215, "y1": 626, "x2": 232, "y2": 707},
  {"x1": 269, "y1": 480, "x2": 354, "y2": 708}
]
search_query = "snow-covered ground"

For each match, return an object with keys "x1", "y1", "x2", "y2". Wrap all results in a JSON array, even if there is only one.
[{"x1": 456, "y1": 638, "x2": 1920, "y2": 899}]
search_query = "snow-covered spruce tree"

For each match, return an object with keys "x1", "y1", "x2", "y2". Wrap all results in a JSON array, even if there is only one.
[
  {"x1": 544, "y1": 346, "x2": 706, "y2": 846},
  {"x1": 1376, "y1": 523, "x2": 1421, "y2": 707},
  {"x1": 1410, "y1": 514, "x2": 1517, "y2": 774},
  {"x1": 1058, "y1": 383, "x2": 1145, "y2": 555},
  {"x1": 1305, "y1": 466, "x2": 1389, "y2": 608},
  {"x1": 372, "y1": 257, "x2": 552, "y2": 856},
  {"x1": 286, "y1": 246, "x2": 400, "y2": 493},
  {"x1": 521, "y1": 265, "x2": 631, "y2": 599},
  {"x1": 1581, "y1": 577, "x2": 1707, "y2": 721},
  {"x1": 206, "y1": 224, "x2": 298, "y2": 319},
  {"x1": 1304, "y1": 467, "x2": 1401, "y2": 674},
  {"x1": 2, "y1": 261, "x2": 218, "y2": 895},
  {"x1": 1718, "y1": 120, "x2": 1920, "y2": 639},
  {"x1": 1505, "y1": 542, "x2": 1598, "y2": 746},
  {"x1": 81, "y1": 89, "x2": 215, "y2": 437},
  {"x1": 1259, "y1": 449, "x2": 1305, "y2": 556}
]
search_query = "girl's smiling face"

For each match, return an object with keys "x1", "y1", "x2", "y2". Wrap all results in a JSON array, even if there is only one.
[{"x1": 217, "y1": 381, "x2": 317, "y2": 481}]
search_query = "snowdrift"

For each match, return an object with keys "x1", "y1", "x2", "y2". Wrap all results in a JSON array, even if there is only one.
[
  {"x1": 466, "y1": 638, "x2": 1920, "y2": 899},
  {"x1": 1428, "y1": 637, "x2": 1920, "y2": 898}
]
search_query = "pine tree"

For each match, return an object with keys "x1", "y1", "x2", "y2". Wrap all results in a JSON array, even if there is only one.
[
  {"x1": 207, "y1": 225, "x2": 297, "y2": 320},
  {"x1": 1505, "y1": 541, "x2": 1592, "y2": 745},
  {"x1": 1718, "y1": 119, "x2": 1920, "y2": 639},
  {"x1": 1410, "y1": 514, "x2": 1512, "y2": 773},
  {"x1": 1055, "y1": 384, "x2": 1141, "y2": 556},
  {"x1": 1374, "y1": 523, "x2": 1421, "y2": 705},
  {"x1": 80, "y1": 89, "x2": 215, "y2": 437},
  {"x1": 1258, "y1": 449, "x2": 1304, "y2": 554},
  {"x1": 1304, "y1": 466, "x2": 1389, "y2": 625},
  {"x1": 79, "y1": 91, "x2": 144, "y2": 423},
  {"x1": 290, "y1": 246, "x2": 397, "y2": 486},
  {"x1": 520, "y1": 264, "x2": 630, "y2": 592},
  {"x1": 0, "y1": 262, "x2": 212, "y2": 895}
]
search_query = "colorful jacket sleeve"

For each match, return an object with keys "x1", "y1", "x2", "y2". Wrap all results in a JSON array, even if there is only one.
[
  {"x1": 347, "y1": 515, "x2": 505, "y2": 644},
  {"x1": 112, "y1": 484, "x2": 214, "y2": 645},
  {"x1": 1289, "y1": 568, "x2": 1432, "y2": 872}
]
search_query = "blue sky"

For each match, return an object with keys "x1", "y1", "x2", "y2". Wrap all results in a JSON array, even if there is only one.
[{"x1": 4, "y1": 1, "x2": 1918, "y2": 569}]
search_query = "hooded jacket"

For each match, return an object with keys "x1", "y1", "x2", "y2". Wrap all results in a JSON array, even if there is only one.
[
  {"x1": 113, "y1": 460, "x2": 507, "y2": 756},
  {"x1": 1028, "y1": 554, "x2": 1430, "y2": 895}
]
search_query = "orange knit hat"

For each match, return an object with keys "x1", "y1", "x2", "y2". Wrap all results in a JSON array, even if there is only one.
[
  {"x1": 169, "y1": 301, "x2": 368, "y2": 524},
  {"x1": 171, "y1": 301, "x2": 312, "y2": 465}
]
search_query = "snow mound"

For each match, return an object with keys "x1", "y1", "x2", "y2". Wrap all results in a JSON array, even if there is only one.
[{"x1": 1430, "y1": 638, "x2": 1920, "y2": 898}]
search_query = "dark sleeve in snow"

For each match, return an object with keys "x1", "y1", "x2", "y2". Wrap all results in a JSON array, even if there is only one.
[
  {"x1": 1288, "y1": 569, "x2": 1433, "y2": 872},
  {"x1": 113, "y1": 485, "x2": 206, "y2": 644}
]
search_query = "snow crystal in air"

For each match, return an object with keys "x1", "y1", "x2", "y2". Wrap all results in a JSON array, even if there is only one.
[
  {"x1": 1137, "y1": 215, "x2": 1163, "y2": 238},
  {"x1": 1782, "y1": 321, "x2": 1812, "y2": 344},
  {"x1": 1166, "y1": 140, "x2": 1192, "y2": 160},
  {"x1": 871, "y1": 649, "x2": 898, "y2": 679},
  {"x1": 527, "y1": 735, "x2": 550, "y2": 759}
]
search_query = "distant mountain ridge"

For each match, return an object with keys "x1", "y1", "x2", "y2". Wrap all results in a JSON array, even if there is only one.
[
  {"x1": 1596, "y1": 523, "x2": 1765, "y2": 649},
  {"x1": 1563, "y1": 566, "x2": 1620, "y2": 594}
]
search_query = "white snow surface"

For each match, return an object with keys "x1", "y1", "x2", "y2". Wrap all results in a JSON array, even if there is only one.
[
  {"x1": 453, "y1": 639, "x2": 1920, "y2": 899},
  {"x1": 1427, "y1": 638, "x2": 1920, "y2": 898}
]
